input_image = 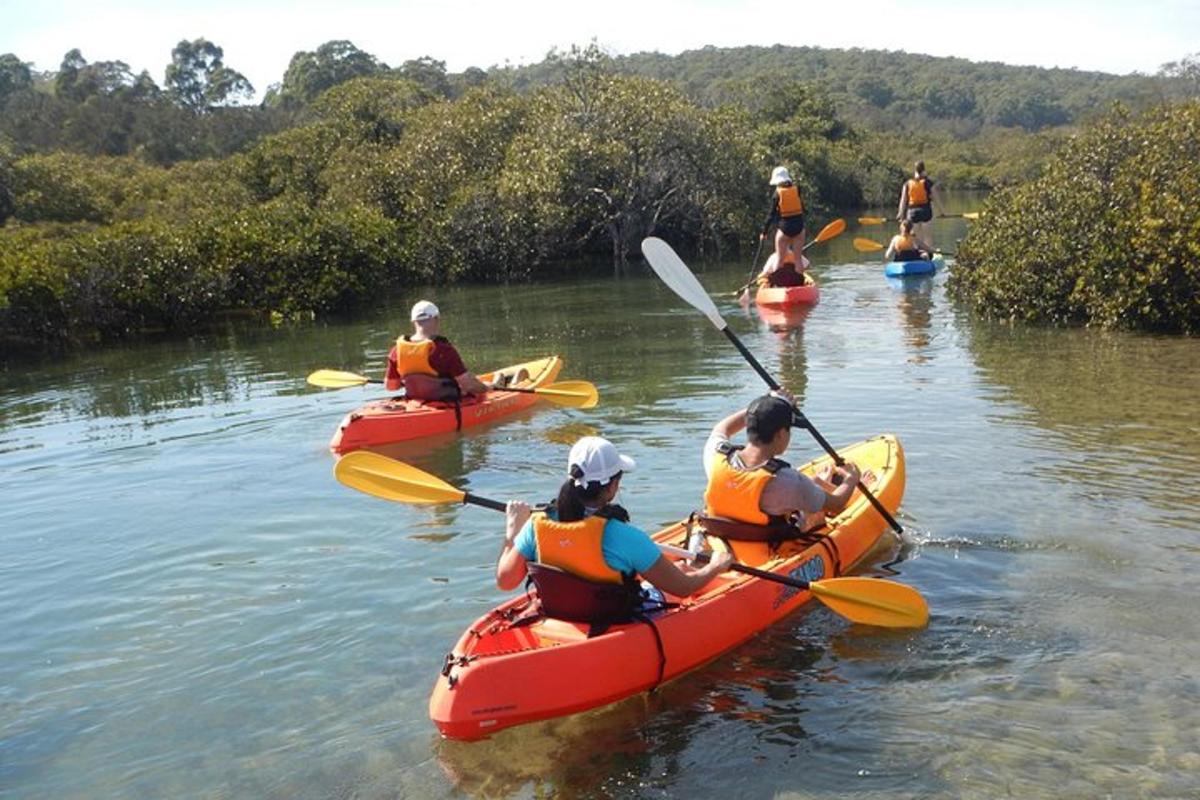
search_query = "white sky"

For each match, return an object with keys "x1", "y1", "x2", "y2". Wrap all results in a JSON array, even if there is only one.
[{"x1": 2, "y1": 0, "x2": 1198, "y2": 97}]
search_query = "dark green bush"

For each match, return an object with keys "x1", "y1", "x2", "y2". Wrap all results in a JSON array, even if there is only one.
[{"x1": 949, "y1": 102, "x2": 1200, "y2": 333}]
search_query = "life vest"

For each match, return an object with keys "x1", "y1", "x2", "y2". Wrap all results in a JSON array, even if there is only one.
[
  {"x1": 395, "y1": 335, "x2": 445, "y2": 377},
  {"x1": 703, "y1": 442, "x2": 790, "y2": 527},
  {"x1": 526, "y1": 505, "x2": 648, "y2": 627},
  {"x1": 894, "y1": 233, "x2": 920, "y2": 253},
  {"x1": 532, "y1": 513, "x2": 626, "y2": 584},
  {"x1": 776, "y1": 185, "x2": 804, "y2": 218},
  {"x1": 906, "y1": 177, "x2": 931, "y2": 207}
]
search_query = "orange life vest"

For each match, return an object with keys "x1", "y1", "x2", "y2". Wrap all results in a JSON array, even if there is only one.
[
  {"x1": 395, "y1": 336, "x2": 438, "y2": 377},
  {"x1": 776, "y1": 185, "x2": 805, "y2": 217},
  {"x1": 703, "y1": 444, "x2": 788, "y2": 526},
  {"x1": 906, "y1": 177, "x2": 931, "y2": 207},
  {"x1": 894, "y1": 233, "x2": 920, "y2": 253},
  {"x1": 532, "y1": 514, "x2": 624, "y2": 584}
]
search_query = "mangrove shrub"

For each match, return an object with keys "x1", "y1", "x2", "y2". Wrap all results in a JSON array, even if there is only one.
[{"x1": 949, "y1": 102, "x2": 1200, "y2": 333}]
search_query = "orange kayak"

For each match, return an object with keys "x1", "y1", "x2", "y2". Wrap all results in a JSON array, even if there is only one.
[
  {"x1": 429, "y1": 434, "x2": 904, "y2": 740},
  {"x1": 329, "y1": 356, "x2": 563, "y2": 454},
  {"x1": 755, "y1": 276, "x2": 819, "y2": 308}
]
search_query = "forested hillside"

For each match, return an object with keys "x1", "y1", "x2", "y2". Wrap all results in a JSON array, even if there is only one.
[{"x1": 1, "y1": 40, "x2": 1197, "y2": 346}]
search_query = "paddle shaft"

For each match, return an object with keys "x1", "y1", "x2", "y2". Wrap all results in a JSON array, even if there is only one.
[
  {"x1": 458, "y1": 492, "x2": 820, "y2": 593},
  {"x1": 719, "y1": 326, "x2": 905, "y2": 535},
  {"x1": 657, "y1": 542, "x2": 816, "y2": 591},
  {"x1": 348, "y1": 376, "x2": 557, "y2": 396},
  {"x1": 740, "y1": 232, "x2": 769, "y2": 295}
]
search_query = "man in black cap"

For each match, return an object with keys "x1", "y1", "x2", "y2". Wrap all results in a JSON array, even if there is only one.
[{"x1": 701, "y1": 391, "x2": 865, "y2": 536}]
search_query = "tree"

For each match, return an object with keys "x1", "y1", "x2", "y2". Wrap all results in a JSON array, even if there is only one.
[
  {"x1": 273, "y1": 40, "x2": 384, "y2": 108},
  {"x1": 396, "y1": 56, "x2": 450, "y2": 97},
  {"x1": 164, "y1": 39, "x2": 253, "y2": 112},
  {"x1": 0, "y1": 54, "x2": 33, "y2": 106}
]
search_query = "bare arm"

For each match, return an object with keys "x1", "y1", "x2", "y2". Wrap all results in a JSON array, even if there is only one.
[
  {"x1": 820, "y1": 463, "x2": 862, "y2": 515},
  {"x1": 884, "y1": 236, "x2": 898, "y2": 261},
  {"x1": 495, "y1": 501, "x2": 531, "y2": 590},
  {"x1": 897, "y1": 185, "x2": 908, "y2": 219},
  {"x1": 640, "y1": 552, "x2": 732, "y2": 597},
  {"x1": 711, "y1": 408, "x2": 748, "y2": 440},
  {"x1": 456, "y1": 371, "x2": 490, "y2": 396}
]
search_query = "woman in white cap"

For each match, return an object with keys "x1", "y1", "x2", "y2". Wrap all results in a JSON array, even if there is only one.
[
  {"x1": 383, "y1": 300, "x2": 492, "y2": 399},
  {"x1": 496, "y1": 437, "x2": 733, "y2": 622},
  {"x1": 760, "y1": 166, "x2": 807, "y2": 286}
]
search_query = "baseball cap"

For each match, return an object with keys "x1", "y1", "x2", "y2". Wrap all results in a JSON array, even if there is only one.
[
  {"x1": 410, "y1": 300, "x2": 439, "y2": 321},
  {"x1": 745, "y1": 394, "x2": 795, "y2": 443},
  {"x1": 567, "y1": 436, "x2": 636, "y2": 487}
]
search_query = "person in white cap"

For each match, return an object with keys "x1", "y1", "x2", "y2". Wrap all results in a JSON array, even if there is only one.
[
  {"x1": 740, "y1": 166, "x2": 809, "y2": 303},
  {"x1": 496, "y1": 437, "x2": 733, "y2": 621},
  {"x1": 383, "y1": 300, "x2": 491, "y2": 398}
]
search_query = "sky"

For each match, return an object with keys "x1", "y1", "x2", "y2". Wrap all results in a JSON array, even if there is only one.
[{"x1": 2, "y1": 0, "x2": 1198, "y2": 97}]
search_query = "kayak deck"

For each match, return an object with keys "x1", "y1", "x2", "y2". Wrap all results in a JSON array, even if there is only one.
[
  {"x1": 329, "y1": 356, "x2": 563, "y2": 453},
  {"x1": 429, "y1": 434, "x2": 905, "y2": 740},
  {"x1": 884, "y1": 253, "x2": 945, "y2": 277}
]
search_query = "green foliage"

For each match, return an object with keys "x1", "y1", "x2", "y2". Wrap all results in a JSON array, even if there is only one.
[
  {"x1": 164, "y1": 38, "x2": 254, "y2": 112},
  {"x1": 949, "y1": 102, "x2": 1200, "y2": 333},
  {"x1": 272, "y1": 40, "x2": 386, "y2": 109}
]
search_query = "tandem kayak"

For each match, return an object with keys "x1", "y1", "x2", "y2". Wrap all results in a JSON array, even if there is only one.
[
  {"x1": 429, "y1": 434, "x2": 905, "y2": 740},
  {"x1": 329, "y1": 356, "x2": 563, "y2": 454},
  {"x1": 884, "y1": 253, "x2": 945, "y2": 277}
]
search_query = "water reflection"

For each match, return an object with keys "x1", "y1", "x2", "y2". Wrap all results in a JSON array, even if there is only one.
[
  {"x1": 962, "y1": 321, "x2": 1200, "y2": 529},
  {"x1": 889, "y1": 275, "x2": 935, "y2": 357}
]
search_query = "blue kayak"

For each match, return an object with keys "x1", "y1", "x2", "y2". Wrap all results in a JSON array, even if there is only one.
[{"x1": 884, "y1": 254, "x2": 945, "y2": 277}]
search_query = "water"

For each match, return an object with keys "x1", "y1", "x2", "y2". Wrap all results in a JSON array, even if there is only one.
[{"x1": 3, "y1": 211, "x2": 1199, "y2": 798}]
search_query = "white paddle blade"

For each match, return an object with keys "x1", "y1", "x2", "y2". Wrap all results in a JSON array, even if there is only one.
[{"x1": 640, "y1": 237, "x2": 727, "y2": 331}]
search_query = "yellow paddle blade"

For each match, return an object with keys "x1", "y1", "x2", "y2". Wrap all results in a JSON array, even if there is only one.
[
  {"x1": 810, "y1": 577, "x2": 929, "y2": 629},
  {"x1": 534, "y1": 380, "x2": 599, "y2": 409},
  {"x1": 307, "y1": 369, "x2": 372, "y2": 389},
  {"x1": 812, "y1": 217, "x2": 846, "y2": 244},
  {"x1": 334, "y1": 451, "x2": 466, "y2": 505},
  {"x1": 962, "y1": 212, "x2": 981, "y2": 220},
  {"x1": 857, "y1": 216, "x2": 888, "y2": 225},
  {"x1": 853, "y1": 237, "x2": 886, "y2": 253}
]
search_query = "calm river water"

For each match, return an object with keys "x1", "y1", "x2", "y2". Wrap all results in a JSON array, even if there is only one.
[{"x1": 2, "y1": 213, "x2": 1199, "y2": 799}]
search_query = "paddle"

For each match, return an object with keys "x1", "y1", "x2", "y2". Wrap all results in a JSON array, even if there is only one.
[
  {"x1": 859, "y1": 212, "x2": 979, "y2": 224},
  {"x1": 640, "y1": 236, "x2": 905, "y2": 535},
  {"x1": 306, "y1": 369, "x2": 599, "y2": 409},
  {"x1": 334, "y1": 450, "x2": 929, "y2": 628},
  {"x1": 736, "y1": 232, "x2": 769, "y2": 307},
  {"x1": 731, "y1": 218, "x2": 846, "y2": 300},
  {"x1": 853, "y1": 238, "x2": 956, "y2": 258}
]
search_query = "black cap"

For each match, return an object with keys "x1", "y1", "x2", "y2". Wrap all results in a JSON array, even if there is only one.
[{"x1": 746, "y1": 395, "x2": 794, "y2": 444}]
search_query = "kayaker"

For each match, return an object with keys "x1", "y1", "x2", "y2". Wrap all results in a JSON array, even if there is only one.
[
  {"x1": 763, "y1": 166, "x2": 806, "y2": 278},
  {"x1": 896, "y1": 160, "x2": 939, "y2": 253},
  {"x1": 384, "y1": 300, "x2": 520, "y2": 399},
  {"x1": 701, "y1": 392, "x2": 870, "y2": 539},
  {"x1": 884, "y1": 220, "x2": 931, "y2": 263},
  {"x1": 756, "y1": 250, "x2": 811, "y2": 288},
  {"x1": 496, "y1": 437, "x2": 734, "y2": 619}
]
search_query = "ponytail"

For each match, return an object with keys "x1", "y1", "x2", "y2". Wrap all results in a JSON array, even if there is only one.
[{"x1": 555, "y1": 468, "x2": 621, "y2": 523}]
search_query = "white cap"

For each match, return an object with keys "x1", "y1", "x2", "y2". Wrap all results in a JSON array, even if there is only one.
[
  {"x1": 769, "y1": 166, "x2": 792, "y2": 186},
  {"x1": 410, "y1": 300, "x2": 439, "y2": 321},
  {"x1": 567, "y1": 436, "x2": 636, "y2": 487}
]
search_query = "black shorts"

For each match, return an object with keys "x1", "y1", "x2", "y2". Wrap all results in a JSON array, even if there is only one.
[
  {"x1": 906, "y1": 205, "x2": 933, "y2": 224},
  {"x1": 778, "y1": 214, "x2": 806, "y2": 237}
]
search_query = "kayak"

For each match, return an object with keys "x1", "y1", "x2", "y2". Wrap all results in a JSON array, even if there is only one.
[
  {"x1": 754, "y1": 253, "x2": 819, "y2": 308},
  {"x1": 884, "y1": 254, "x2": 945, "y2": 277},
  {"x1": 429, "y1": 434, "x2": 904, "y2": 740},
  {"x1": 755, "y1": 277, "x2": 819, "y2": 308},
  {"x1": 329, "y1": 356, "x2": 563, "y2": 454}
]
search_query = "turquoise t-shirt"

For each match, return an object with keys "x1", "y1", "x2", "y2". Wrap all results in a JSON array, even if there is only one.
[{"x1": 514, "y1": 510, "x2": 663, "y2": 576}]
